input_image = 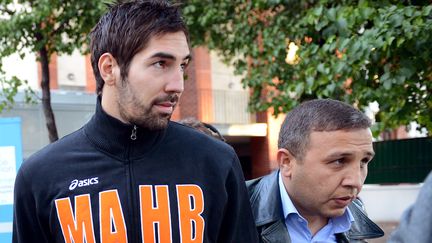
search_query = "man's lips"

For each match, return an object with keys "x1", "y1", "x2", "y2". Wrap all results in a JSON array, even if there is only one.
[
  {"x1": 152, "y1": 94, "x2": 179, "y2": 114},
  {"x1": 333, "y1": 196, "x2": 355, "y2": 207},
  {"x1": 154, "y1": 101, "x2": 175, "y2": 113}
]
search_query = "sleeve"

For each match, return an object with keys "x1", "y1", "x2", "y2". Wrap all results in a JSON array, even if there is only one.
[
  {"x1": 217, "y1": 154, "x2": 259, "y2": 243},
  {"x1": 388, "y1": 171, "x2": 432, "y2": 243},
  {"x1": 13, "y1": 167, "x2": 49, "y2": 243}
]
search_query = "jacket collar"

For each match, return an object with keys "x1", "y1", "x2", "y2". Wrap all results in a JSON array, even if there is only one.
[
  {"x1": 83, "y1": 96, "x2": 165, "y2": 161},
  {"x1": 247, "y1": 170, "x2": 290, "y2": 242},
  {"x1": 344, "y1": 199, "x2": 384, "y2": 239},
  {"x1": 248, "y1": 170, "x2": 283, "y2": 227}
]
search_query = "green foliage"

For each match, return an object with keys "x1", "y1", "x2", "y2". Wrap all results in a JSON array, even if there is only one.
[
  {"x1": 0, "y1": 0, "x2": 108, "y2": 112},
  {"x1": 0, "y1": 69, "x2": 36, "y2": 111},
  {"x1": 183, "y1": 0, "x2": 432, "y2": 136}
]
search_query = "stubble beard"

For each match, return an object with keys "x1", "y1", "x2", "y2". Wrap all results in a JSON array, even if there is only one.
[
  {"x1": 117, "y1": 80, "x2": 178, "y2": 131},
  {"x1": 129, "y1": 107, "x2": 172, "y2": 130}
]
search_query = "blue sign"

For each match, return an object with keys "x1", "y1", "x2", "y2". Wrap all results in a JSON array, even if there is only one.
[{"x1": 0, "y1": 117, "x2": 22, "y2": 243}]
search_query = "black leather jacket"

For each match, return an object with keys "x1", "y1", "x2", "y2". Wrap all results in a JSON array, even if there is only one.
[{"x1": 246, "y1": 170, "x2": 384, "y2": 243}]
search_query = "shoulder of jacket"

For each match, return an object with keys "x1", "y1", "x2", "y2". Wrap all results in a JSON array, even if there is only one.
[
  {"x1": 247, "y1": 170, "x2": 278, "y2": 188},
  {"x1": 22, "y1": 128, "x2": 85, "y2": 169}
]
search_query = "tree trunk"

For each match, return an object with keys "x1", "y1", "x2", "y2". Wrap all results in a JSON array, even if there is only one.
[{"x1": 39, "y1": 46, "x2": 59, "y2": 142}]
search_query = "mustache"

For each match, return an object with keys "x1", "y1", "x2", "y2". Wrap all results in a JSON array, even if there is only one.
[{"x1": 153, "y1": 94, "x2": 179, "y2": 104}]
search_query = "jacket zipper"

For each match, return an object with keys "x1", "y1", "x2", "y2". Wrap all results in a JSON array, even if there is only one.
[
  {"x1": 131, "y1": 125, "x2": 137, "y2": 140},
  {"x1": 127, "y1": 125, "x2": 139, "y2": 242}
]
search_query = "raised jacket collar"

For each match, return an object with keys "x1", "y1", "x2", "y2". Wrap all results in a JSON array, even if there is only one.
[{"x1": 83, "y1": 96, "x2": 165, "y2": 161}]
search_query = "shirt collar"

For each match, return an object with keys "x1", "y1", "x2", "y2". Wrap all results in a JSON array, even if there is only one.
[
  {"x1": 278, "y1": 171, "x2": 299, "y2": 218},
  {"x1": 331, "y1": 204, "x2": 355, "y2": 233},
  {"x1": 278, "y1": 171, "x2": 355, "y2": 231}
]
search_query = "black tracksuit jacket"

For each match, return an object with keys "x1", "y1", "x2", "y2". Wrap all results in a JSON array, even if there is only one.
[{"x1": 13, "y1": 100, "x2": 258, "y2": 243}]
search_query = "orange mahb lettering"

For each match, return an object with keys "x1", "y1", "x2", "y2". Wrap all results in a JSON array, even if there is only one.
[
  {"x1": 55, "y1": 195, "x2": 96, "y2": 243},
  {"x1": 100, "y1": 190, "x2": 127, "y2": 243},
  {"x1": 176, "y1": 185, "x2": 205, "y2": 243},
  {"x1": 139, "y1": 185, "x2": 172, "y2": 243}
]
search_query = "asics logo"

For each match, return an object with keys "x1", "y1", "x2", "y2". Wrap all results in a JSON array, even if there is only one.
[{"x1": 69, "y1": 177, "x2": 99, "y2": 190}]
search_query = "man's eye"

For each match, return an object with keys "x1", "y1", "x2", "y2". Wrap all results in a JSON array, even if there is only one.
[
  {"x1": 360, "y1": 158, "x2": 371, "y2": 168},
  {"x1": 334, "y1": 159, "x2": 344, "y2": 165},
  {"x1": 329, "y1": 159, "x2": 344, "y2": 166},
  {"x1": 153, "y1": 61, "x2": 165, "y2": 68},
  {"x1": 180, "y1": 62, "x2": 188, "y2": 71}
]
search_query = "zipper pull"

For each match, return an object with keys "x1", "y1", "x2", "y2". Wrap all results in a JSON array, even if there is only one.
[{"x1": 130, "y1": 125, "x2": 137, "y2": 140}]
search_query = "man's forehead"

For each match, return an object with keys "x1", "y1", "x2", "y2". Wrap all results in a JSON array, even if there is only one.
[
  {"x1": 143, "y1": 32, "x2": 190, "y2": 59},
  {"x1": 308, "y1": 129, "x2": 373, "y2": 149},
  {"x1": 149, "y1": 31, "x2": 189, "y2": 46}
]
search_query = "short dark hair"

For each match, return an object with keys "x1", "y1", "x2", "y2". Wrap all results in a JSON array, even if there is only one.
[
  {"x1": 278, "y1": 99, "x2": 371, "y2": 159},
  {"x1": 90, "y1": 0, "x2": 189, "y2": 95}
]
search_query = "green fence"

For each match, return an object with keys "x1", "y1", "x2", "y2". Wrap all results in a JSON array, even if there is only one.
[{"x1": 365, "y1": 137, "x2": 432, "y2": 184}]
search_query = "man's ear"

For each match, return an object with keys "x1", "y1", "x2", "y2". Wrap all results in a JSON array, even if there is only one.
[
  {"x1": 277, "y1": 148, "x2": 296, "y2": 178},
  {"x1": 98, "y1": 53, "x2": 118, "y2": 86}
]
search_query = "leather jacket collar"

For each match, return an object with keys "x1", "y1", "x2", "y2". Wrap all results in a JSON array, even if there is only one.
[{"x1": 246, "y1": 170, "x2": 384, "y2": 242}]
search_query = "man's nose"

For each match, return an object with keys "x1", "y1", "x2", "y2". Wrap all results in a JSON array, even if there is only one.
[
  {"x1": 342, "y1": 163, "x2": 365, "y2": 191},
  {"x1": 165, "y1": 69, "x2": 184, "y2": 93}
]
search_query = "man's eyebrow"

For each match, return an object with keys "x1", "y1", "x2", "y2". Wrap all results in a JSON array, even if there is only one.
[
  {"x1": 149, "y1": 52, "x2": 192, "y2": 61},
  {"x1": 326, "y1": 151, "x2": 375, "y2": 159},
  {"x1": 184, "y1": 54, "x2": 192, "y2": 62}
]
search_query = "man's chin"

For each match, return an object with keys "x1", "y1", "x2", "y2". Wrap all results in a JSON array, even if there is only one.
[
  {"x1": 136, "y1": 115, "x2": 171, "y2": 131},
  {"x1": 326, "y1": 207, "x2": 347, "y2": 218}
]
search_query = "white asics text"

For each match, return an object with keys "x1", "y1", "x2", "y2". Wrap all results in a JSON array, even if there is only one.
[{"x1": 69, "y1": 177, "x2": 99, "y2": 190}]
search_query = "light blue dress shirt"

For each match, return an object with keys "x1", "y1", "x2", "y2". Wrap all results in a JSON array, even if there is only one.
[{"x1": 278, "y1": 172, "x2": 354, "y2": 243}]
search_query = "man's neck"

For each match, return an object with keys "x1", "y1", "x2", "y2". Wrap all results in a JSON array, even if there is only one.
[
  {"x1": 279, "y1": 173, "x2": 336, "y2": 237},
  {"x1": 302, "y1": 214, "x2": 329, "y2": 236},
  {"x1": 100, "y1": 93, "x2": 128, "y2": 124}
]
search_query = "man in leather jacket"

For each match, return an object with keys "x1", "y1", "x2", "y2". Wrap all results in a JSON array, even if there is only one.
[{"x1": 247, "y1": 99, "x2": 384, "y2": 242}]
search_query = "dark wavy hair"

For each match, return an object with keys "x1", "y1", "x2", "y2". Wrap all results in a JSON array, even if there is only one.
[{"x1": 90, "y1": 0, "x2": 189, "y2": 95}]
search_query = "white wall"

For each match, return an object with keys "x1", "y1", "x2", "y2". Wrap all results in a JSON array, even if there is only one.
[
  {"x1": 209, "y1": 51, "x2": 251, "y2": 124},
  {"x1": 210, "y1": 51, "x2": 244, "y2": 91},
  {"x1": 57, "y1": 50, "x2": 86, "y2": 87},
  {"x1": 2, "y1": 49, "x2": 87, "y2": 90},
  {"x1": 2, "y1": 52, "x2": 39, "y2": 90},
  {"x1": 359, "y1": 184, "x2": 421, "y2": 222}
]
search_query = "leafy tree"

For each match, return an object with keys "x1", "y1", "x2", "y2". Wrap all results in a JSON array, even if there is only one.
[
  {"x1": 183, "y1": 0, "x2": 432, "y2": 136},
  {"x1": 0, "y1": 0, "x2": 107, "y2": 142}
]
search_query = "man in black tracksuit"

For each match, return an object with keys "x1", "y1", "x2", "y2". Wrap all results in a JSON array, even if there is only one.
[{"x1": 12, "y1": 1, "x2": 259, "y2": 242}]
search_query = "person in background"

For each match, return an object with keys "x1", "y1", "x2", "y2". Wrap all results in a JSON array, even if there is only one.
[
  {"x1": 178, "y1": 117, "x2": 226, "y2": 142},
  {"x1": 388, "y1": 171, "x2": 432, "y2": 243},
  {"x1": 13, "y1": 1, "x2": 258, "y2": 242},
  {"x1": 247, "y1": 99, "x2": 384, "y2": 242}
]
